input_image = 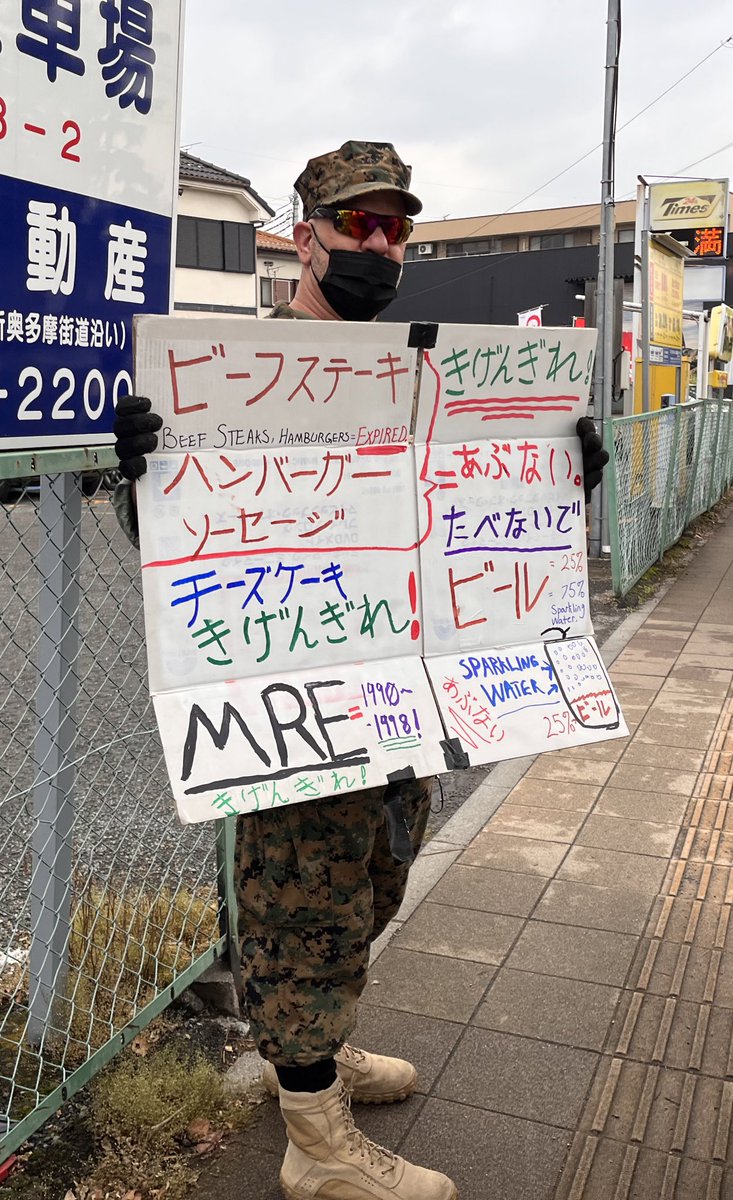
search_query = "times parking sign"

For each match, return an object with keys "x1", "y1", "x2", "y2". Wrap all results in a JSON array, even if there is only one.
[{"x1": 0, "y1": 1, "x2": 183, "y2": 448}]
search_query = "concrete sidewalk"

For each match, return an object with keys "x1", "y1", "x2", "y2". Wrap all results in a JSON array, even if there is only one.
[{"x1": 198, "y1": 505, "x2": 733, "y2": 1200}]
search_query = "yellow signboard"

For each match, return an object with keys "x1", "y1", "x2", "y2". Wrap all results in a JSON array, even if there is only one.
[
  {"x1": 649, "y1": 179, "x2": 729, "y2": 231},
  {"x1": 709, "y1": 304, "x2": 733, "y2": 362},
  {"x1": 649, "y1": 241, "x2": 683, "y2": 348}
]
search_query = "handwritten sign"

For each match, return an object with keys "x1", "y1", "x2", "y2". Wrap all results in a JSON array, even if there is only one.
[
  {"x1": 416, "y1": 325, "x2": 626, "y2": 764},
  {"x1": 135, "y1": 317, "x2": 626, "y2": 824},
  {"x1": 153, "y1": 658, "x2": 447, "y2": 825}
]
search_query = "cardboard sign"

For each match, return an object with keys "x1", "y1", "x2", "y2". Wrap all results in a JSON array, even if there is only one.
[
  {"x1": 416, "y1": 324, "x2": 626, "y2": 764},
  {"x1": 154, "y1": 657, "x2": 447, "y2": 825},
  {"x1": 136, "y1": 317, "x2": 626, "y2": 824}
]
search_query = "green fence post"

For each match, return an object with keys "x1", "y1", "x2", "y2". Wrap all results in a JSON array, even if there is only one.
[
  {"x1": 707, "y1": 400, "x2": 725, "y2": 510},
  {"x1": 684, "y1": 402, "x2": 707, "y2": 529},
  {"x1": 215, "y1": 815, "x2": 242, "y2": 998},
  {"x1": 724, "y1": 402, "x2": 733, "y2": 491},
  {"x1": 605, "y1": 417, "x2": 623, "y2": 596},
  {"x1": 659, "y1": 404, "x2": 682, "y2": 560}
]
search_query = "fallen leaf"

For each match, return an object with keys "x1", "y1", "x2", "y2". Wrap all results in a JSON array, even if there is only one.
[
  {"x1": 130, "y1": 1034, "x2": 149, "y2": 1057},
  {"x1": 195, "y1": 1131, "x2": 223, "y2": 1156},
  {"x1": 186, "y1": 1117, "x2": 211, "y2": 1143}
]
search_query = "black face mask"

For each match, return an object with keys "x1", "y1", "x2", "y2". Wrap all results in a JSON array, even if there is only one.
[{"x1": 311, "y1": 227, "x2": 402, "y2": 321}]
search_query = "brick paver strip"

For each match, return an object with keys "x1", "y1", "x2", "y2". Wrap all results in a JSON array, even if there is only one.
[{"x1": 553, "y1": 684, "x2": 733, "y2": 1199}]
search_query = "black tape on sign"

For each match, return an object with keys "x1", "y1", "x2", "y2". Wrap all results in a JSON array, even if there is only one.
[
  {"x1": 408, "y1": 321, "x2": 439, "y2": 350},
  {"x1": 383, "y1": 768, "x2": 417, "y2": 865},
  {"x1": 441, "y1": 738, "x2": 470, "y2": 770}
]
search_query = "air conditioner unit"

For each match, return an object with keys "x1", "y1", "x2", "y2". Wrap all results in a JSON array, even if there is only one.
[{"x1": 417, "y1": 243, "x2": 434, "y2": 256}]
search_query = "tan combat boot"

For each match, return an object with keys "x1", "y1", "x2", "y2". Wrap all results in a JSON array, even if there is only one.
[
  {"x1": 278, "y1": 1079, "x2": 457, "y2": 1200},
  {"x1": 262, "y1": 1043, "x2": 418, "y2": 1104}
]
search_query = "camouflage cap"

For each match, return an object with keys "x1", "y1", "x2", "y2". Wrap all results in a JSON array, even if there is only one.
[{"x1": 295, "y1": 140, "x2": 422, "y2": 219}]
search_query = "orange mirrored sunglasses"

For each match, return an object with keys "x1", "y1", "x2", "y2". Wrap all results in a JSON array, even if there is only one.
[{"x1": 310, "y1": 207, "x2": 414, "y2": 245}]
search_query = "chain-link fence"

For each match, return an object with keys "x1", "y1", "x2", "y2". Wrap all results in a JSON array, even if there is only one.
[
  {"x1": 0, "y1": 449, "x2": 237, "y2": 1163},
  {"x1": 606, "y1": 399, "x2": 733, "y2": 597}
]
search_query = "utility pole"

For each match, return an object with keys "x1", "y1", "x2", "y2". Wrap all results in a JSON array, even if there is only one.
[{"x1": 589, "y1": 0, "x2": 620, "y2": 557}]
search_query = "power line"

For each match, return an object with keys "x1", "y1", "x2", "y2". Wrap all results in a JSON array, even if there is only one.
[
  {"x1": 434, "y1": 37, "x2": 729, "y2": 237},
  {"x1": 672, "y1": 138, "x2": 733, "y2": 176},
  {"x1": 616, "y1": 38, "x2": 728, "y2": 138},
  {"x1": 401, "y1": 38, "x2": 731, "y2": 306}
]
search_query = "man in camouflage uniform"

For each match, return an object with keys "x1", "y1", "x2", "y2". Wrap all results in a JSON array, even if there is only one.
[
  {"x1": 113, "y1": 140, "x2": 607, "y2": 1200},
  {"x1": 114, "y1": 141, "x2": 458, "y2": 1200}
]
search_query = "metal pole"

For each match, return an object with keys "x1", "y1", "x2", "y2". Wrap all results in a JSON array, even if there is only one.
[
  {"x1": 28, "y1": 473, "x2": 82, "y2": 1044},
  {"x1": 698, "y1": 310, "x2": 710, "y2": 401},
  {"x1": 589, "y1": 0, "x2": 619, "y2": 557},
  {"x1": 641, "y1": 187, "x2": 651, "y2": 414},
  {"x1": 215, "y1": 816, "x2": 242, "y2": 1000}
]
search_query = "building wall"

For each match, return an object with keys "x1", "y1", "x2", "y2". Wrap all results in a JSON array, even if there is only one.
[
  {"x1": 256, "y1": 250, "x2": 302, "y2": 318},
  {"x1": 174, "y1": 185, "x2": 270, "y2": 316},
  {"x1": 382, "y1": 243, "x2": 636, "y2": 327}
]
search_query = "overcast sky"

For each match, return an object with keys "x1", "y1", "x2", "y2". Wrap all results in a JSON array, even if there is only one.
[{"x1": 180, "y1": 0, "x2": 733, "y2": 225}]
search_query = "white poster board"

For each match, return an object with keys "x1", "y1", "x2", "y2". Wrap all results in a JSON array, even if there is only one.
[
  {"x1": 416, "y1": 325, "x2": 626, "y2": 765},
  {"x1": 136, "y1": 317, "x2": 627, "y2": 823},
  {"x1": 136, "y1": 316, "x2": 447, "y2": 822}
]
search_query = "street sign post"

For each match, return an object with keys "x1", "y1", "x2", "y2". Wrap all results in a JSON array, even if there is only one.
[{"x1": 0, "y1": 1, "x2": 184, "y2": 449}]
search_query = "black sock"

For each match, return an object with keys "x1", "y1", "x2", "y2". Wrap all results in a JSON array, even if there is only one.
[{"x1": 275, "y1": 1058, "x2": 338, "y2": 1093}]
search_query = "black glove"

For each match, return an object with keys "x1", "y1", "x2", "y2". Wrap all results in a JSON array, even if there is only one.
[
  {"x1": 113, "y1": 395, "x2": 163, "y2": 481},
  {"x1": 576, "y1": 416, "x2": 609, "y2": 503}
]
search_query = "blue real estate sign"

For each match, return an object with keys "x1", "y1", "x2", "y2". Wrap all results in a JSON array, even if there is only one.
[{"x1": 0, "y1": 1, "x2": 184, "y2": 449}]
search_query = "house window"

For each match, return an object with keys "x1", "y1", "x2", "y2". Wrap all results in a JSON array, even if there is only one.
[
  {"x1": 260, "y1": 276, "x2": 297, "y2": 307},
  {"x1": 445, "y1": 238, "x2": 509, "y2": 257},
  {"x1": 617, "y1": 227, "x2": 635, "y2": 243},
  {"x1": 529, "y1": 232, "x2": 574, "y2": 250},
  {"x1": 176, "y1": 217, "x2": 255, "y2": 273}
]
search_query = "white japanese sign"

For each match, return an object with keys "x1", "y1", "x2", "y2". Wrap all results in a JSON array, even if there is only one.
[
  {"x1": 0, "y1": 0, "x2": 184, "y2": 448},
  {"x1": 136, "y1": 317, "x2": 627, "y2": 825}
]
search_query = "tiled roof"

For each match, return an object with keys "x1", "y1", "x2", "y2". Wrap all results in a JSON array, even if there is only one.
[
  {"x1": 179, "y1": 151, "x2": 274, "y2": 216},
  {"x1": 257, "y1": 231, "x2": 298, "y2": 255}
]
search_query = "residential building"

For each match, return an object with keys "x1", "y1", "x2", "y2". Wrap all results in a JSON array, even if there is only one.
[
  {"x1": 404, "y1": 200, "x2": 637, "y2": 264},
  {"x1": 256, "y1": 231, "x2": 301, "y2": 317},
  {"x1": 385, "y1": 197, "x2": 732, "y2": 332},
  {"x1": 174, "y1": 151, "x2": 274, "y2": 317}
]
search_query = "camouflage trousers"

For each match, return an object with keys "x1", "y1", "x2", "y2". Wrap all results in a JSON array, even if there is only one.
[{"x1": 234, "y1": 777, "x2": 433, "y2": 1066}]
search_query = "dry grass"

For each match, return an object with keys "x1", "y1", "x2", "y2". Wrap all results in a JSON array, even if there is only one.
[
  {"x1": 79, "y1": 1042, "x2": 259, "y2": 1200},
  {"x1": 1, "y1": 876, "x2": 220, "y2": 1079},
  {"x1": 60, "y1": 877, "x2": 220, "y2": 1060}
]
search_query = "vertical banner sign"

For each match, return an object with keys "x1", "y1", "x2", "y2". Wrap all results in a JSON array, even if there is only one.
[
  {"x1": 0, "y1": 0, "x2": 184, "y2": 449},
  {"x1": 648, "y1": 241, "x2": 684, "y2": 350},
  {"x1": 134, "y1": 318, "x2": 627, "y2": 825}
]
